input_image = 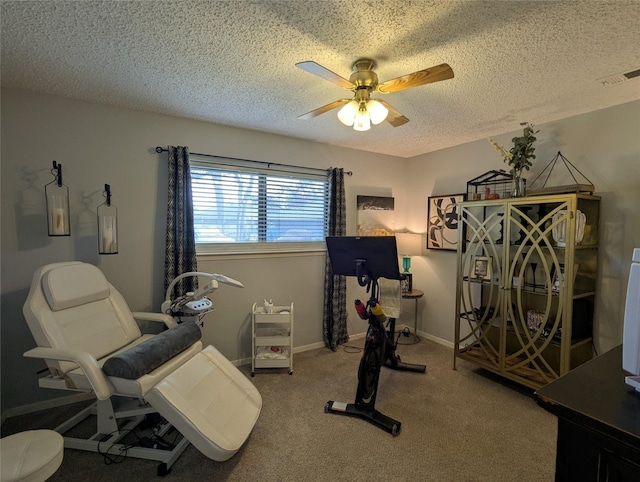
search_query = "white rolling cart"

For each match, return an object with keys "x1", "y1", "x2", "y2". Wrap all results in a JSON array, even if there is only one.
[{"x1": 251, "y1": 302, "x2": 293, "y2": 376}]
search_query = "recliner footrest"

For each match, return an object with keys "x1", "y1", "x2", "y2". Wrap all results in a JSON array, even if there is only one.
[{"x1": 145, "y1": 345, "x2": 262, "y2": 462}]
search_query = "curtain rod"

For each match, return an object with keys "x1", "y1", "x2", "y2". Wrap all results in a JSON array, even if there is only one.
[{"x1": 154, "y1": 147, "x2": 352, "y2": 176}]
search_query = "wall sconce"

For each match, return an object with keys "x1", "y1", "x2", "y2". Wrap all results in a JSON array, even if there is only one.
[
  {"x1": 396, "y1": 232, "x2": 422, "y2": 293},
  {"x1": 97, "y1": 184, "x2": 118, "y2": 254},
  {"x1": 45, "y1": 161, "x2": 70, "y2": 236}
]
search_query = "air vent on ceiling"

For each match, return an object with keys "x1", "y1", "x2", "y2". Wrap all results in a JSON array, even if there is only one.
[{"x1": 597, "y1": 68, "x2": 640, "y2": 87}]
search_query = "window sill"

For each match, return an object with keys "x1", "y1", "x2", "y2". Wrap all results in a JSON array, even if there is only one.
[{"x1": 196, "y1": 243, "x2": 326, "y2": 260}]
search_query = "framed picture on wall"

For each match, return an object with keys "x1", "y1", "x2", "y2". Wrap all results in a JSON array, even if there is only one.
[
  {"x1": 427, "y1": 194, "x2": 465, "y2": 251},
  {"x1": 356, "y1": 195, "x2": 395, "y2": 236}
]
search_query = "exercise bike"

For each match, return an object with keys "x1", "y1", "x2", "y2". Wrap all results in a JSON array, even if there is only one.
[{"x1": 324, "y1": 236, "x2": 426, "y2": 436}]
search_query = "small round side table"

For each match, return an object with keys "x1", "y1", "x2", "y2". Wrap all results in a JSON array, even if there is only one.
[{"x1": 402, "y1": 289, "x2": 424, "y2": 343}]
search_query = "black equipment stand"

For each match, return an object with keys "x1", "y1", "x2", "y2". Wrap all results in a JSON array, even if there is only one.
[{"x1": 324, "y1": 236, "x2": 426, "y2": 436}]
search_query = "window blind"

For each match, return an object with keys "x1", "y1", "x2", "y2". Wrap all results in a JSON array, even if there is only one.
[{"x1": 190, "y1": 162, "x2": 329, "y2": 251}]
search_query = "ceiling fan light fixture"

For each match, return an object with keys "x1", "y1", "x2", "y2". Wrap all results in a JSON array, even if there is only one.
[
  {"x1": 337, "y1": 100, "x2": 359, "y2": 126},
  {"x1": 353, "y1": 109, "x2": 371, "y2": 131},
  {"x1": 338, "y1": 95, "x2": 387, "y2": 131},
  {"x1": 367, "y1": 99, "x2": 388, "y2": 125},
  {"x1": 297, "y1": 59, "x2": 454, "y2": 130}
]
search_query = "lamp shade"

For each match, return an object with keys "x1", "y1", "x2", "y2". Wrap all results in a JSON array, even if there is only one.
[
  {"x1": 337, "y1": 100, "x2": 359, "y2": 126},
  {"x1": 353, "y1": 110, "x2": 371, "y2": 131},
  {"x1": 396, "y1": 232, "x2": 422, "y2": 256},
  {"x1": 367, "y1": 99, "x2": 388, "y2": 125}
]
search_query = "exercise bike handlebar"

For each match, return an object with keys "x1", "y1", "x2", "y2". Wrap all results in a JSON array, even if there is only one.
[{"x1": 354, "y1": 259, "x2": 382, "y2": 302}]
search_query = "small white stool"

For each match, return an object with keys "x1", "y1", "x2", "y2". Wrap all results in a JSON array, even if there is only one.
[{"x1": 1, "y1": 430, "x2": 63, "y2": 482}]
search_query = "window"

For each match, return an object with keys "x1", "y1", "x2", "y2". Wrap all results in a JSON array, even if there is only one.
[{"x1": 190, "y1": 161, "x2": 329, "y2": 253}]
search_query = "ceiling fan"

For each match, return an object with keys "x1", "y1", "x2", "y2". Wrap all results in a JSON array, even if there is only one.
[{"x1": 296, "y1": 58, "x2": 454, "y2": 131}]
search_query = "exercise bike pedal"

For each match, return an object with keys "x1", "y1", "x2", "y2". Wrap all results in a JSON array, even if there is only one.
[{"x1": 384, "y1": 356, "x2": 426, "y2": 373}]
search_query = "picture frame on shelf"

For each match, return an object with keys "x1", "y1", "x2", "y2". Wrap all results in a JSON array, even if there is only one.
[
  {"x1": 401, "y1": 273, "x2": 413, "y2": 293},
  {"x1": 549, "y1": 263, "x2": 579, "y2": 292},
  {"x1": 552, "y1": 263, "x2": 564, "y2": 292},
  {"x1": 427, "y1": 193, "x2": 465, "y2": 251},
  {"x1": 472, "y1": 256, "x2": 492, "y2": 281}
]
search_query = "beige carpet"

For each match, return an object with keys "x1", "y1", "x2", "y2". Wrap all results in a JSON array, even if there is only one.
[{"x1": 1, "y1": 338, "x2": 557, "y2": 481}]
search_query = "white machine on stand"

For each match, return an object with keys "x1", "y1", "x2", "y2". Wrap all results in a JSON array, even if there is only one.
[{"x1": 161, "y1": 271, "x2": 244, "y2": 324}]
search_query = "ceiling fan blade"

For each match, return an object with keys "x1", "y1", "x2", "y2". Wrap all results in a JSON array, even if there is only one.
[
  {"x1": 377, "y1": 63, "x2": 454, "y2": 93},
  {"x1": 377, "y1": 100, "x2": 409, "y2": 127},
  {"x1": 296, "y1": 61, "x2": 354, "y2": 90},
  {"x1": 298, "y1": 99, "x2": 351, "y2": 120}
]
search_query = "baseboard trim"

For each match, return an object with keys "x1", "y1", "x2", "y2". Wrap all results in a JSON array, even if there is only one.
[
  {"x1": 418, "y1": 330, "x2": 454, "y2": 349},
  {"x1": 1, "y1": 392, "x2": 94, "y2": 424},
  {"x1": 393, "y1": 322, "x2": 453, "y2": 349},
  {"x1": 198, "y1": 329, "x2": 451, "y2": 369}
]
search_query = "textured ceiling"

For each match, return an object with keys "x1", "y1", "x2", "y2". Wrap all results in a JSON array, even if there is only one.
[{"x1": 2, "y1": 0, "x2": 639, "y2": 158}]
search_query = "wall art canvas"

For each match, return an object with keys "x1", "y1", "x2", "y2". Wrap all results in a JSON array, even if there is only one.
[
  {"x1": 357, "y1": 195, "x2": 395, "y2": 236},
  {"x1": 427, "y1": 194, "x2": 464, "y2": 251}
]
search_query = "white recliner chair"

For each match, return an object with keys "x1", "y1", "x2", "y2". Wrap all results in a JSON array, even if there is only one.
[{"x1": 22, "y1": 262, "x2": 262, "y2": 476}]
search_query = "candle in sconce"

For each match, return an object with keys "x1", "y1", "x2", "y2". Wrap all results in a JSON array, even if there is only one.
[
  {"x1": 44, "y1": 162, "x2": 70, "y2": 237},
  {"x1": 99, "y1": 217, "x2": 117, "y2": 253},
  {"x1": 101, "y1": 228, "x2": 113, "y2": 253},
  {"x1": 97, "y1": 184, "x2": 118, "y2": 254},
  {"x1": 51, "y1": 207, "x2": 66, "y2": 235}
]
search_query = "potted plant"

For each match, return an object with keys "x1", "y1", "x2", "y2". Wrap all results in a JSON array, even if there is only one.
[{"x1": 488, "y1": 122, "x2": 539, "y2": 197}]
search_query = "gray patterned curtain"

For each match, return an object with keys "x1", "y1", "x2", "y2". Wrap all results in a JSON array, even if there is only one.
[
  {"x1": 323, "y1": 168, "x2": 348, "y2": 350},
  {"x1": 164, "y1": 146, "x2": 198, "y2": 297}
]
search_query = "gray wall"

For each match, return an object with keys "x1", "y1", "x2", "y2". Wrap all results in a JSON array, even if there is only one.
[
  {"x1": 2, "y1": 87, "x2": 638, "y2": 414},
  {"x1": 0, "y1": 88, "x2": 409, "y2": 411},
  {"x1": 405, "y1": 101, "x2": 640, "y2": 355}
]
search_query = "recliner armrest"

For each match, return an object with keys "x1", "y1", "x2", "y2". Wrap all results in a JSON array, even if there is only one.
[
  {"x1": 23, "y1": 347, "x2": 113, "y2": 401},
  {"x1": 132, "y1": 312, "x2": 177, "y2": 329}
]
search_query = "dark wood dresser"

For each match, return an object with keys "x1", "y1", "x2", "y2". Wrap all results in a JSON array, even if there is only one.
[{"x1": 535, "y1": 345, "x2": 640, "y2": 481}]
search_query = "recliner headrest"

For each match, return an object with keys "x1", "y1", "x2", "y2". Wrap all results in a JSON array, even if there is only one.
[{"x1": 42, "y1": 263, "x2": 110, "y2": 311}]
